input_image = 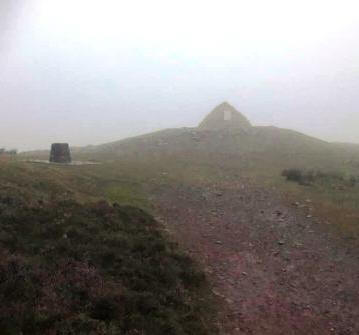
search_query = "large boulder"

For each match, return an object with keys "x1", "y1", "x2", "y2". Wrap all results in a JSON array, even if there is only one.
[
  {"x1": 198, "y1": 102, "x2": 252, "y2": 132},
  {"x1": 49, "y1": 143, "x2": 72, "y2": 163}
]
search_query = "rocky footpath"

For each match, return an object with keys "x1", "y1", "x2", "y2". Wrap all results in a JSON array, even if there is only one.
[{"x1": 153, "y1": 181, "x2": 359, "y2": 335}]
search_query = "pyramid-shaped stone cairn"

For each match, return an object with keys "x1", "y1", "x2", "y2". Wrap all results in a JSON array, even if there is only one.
[{"x1": 198, "y1": 102, "x2": 252, "y2": 131}]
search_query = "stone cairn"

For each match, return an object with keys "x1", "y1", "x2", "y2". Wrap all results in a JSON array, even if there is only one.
[
  {"x1": 49, "y1": 143, "x2": 72, "y2": 164},
  {"x1": 198, "y1": 102, "x2": 252, "y2": 132}
]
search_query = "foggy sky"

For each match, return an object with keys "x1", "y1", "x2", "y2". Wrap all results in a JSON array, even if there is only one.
[{"x1": 1, "y1": 0, "x2": 359, "y2": 151}]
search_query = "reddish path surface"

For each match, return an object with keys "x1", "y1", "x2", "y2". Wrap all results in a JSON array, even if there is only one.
[{"x1": 153, "y1": 182, "x2": 359, "y2": 335}]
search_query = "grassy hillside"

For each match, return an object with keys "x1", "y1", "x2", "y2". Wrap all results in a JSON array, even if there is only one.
[
  {"x1": 7, "y1": 117, "x2": 359, "y2": 333},
  {"x1": 70, "y1": 126, "x2": 347, "y2": 168},
  {"x1": 22, "y1": 123, "x2": 359, "y2": 176},
  {"x1": 11, "y1": 105, "x2": 359, "y2": 333},
  {"x1": 0, "y1": 161, "x2": 218, "y2": 334},
  {"x1": 20, "y1": 124, "x2": 359, "y2": 212},
  {"x1": 57, "y1": 125, "x2": 359, "y2": 189},
  {"x1": 63, "y1": 124, "x2": 359, "y2": 239}
]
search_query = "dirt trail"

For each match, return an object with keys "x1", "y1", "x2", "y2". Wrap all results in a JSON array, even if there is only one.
[{"x1": 152, "y1": 181, "x2": 359, "y2": 335}]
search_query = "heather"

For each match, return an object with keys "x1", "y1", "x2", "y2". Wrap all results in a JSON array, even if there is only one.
[{"x1": 0, "y1": 196, "x2": 215, "y2": 334}]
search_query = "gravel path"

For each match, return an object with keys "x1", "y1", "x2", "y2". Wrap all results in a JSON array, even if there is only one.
[{"x1": 153, "y1": 181, "x2": 359, "y2": 335}]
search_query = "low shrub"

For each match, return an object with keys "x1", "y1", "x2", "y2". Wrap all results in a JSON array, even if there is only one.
[
  {"x1": 282, "y1": 168, "x2": 358, "y2": 188},
  {"x1": 0, "y1": 197, "x2": 216, "y2": 334},
  {"x1": 281, "y1": 168, "x2": 305, "y2": 184}
]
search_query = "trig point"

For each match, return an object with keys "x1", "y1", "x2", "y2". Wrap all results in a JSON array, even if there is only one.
[{"x1": 49, "y1": 143, "x2": 72, "y2": 164}]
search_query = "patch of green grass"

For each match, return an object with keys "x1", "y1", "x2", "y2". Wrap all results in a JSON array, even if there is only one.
[{"x1": 105, "y1": 183, "x2": 149, "y2": 210}]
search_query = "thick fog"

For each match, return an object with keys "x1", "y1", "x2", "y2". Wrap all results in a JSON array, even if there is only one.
[{"x1": 1, "y1": 0, "x2": 359, "y2": 151}]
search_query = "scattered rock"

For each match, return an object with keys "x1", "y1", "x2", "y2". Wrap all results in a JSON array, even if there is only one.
[{"x1": 154, "y1": 181, "x2": 359, "y2": 334}]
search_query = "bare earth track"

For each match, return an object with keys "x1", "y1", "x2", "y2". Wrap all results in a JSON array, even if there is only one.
[{"x1": 153, "y1": 181, "x2": 359, "y2": 335}]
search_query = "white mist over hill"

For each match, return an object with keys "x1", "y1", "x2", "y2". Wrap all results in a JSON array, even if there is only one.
[{"x1": 1, "y1": 0, "x2": 359, "y2": 150}]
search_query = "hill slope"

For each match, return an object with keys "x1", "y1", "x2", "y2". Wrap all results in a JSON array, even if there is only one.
[
  {"x1": 72, "y1": 124, "x2": 355, "y2": 178},
  {"x1": 0, "y1": 161, "x2": 218, "y2": 334},
  {"x1": 9, "y1": 103, "x2": 359, "y2": 334},
  {"x1": 23, "y1": 103, "x2": 359, "y2": 177}
]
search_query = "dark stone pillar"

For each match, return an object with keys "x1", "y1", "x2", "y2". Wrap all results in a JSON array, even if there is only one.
[{"x1": 49, "y1": 143, "x2": 72, "y2": 163}]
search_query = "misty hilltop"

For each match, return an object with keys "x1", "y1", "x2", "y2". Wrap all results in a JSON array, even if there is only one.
[
  {"x1": 23, "y1": 102, "x2": 359, "y2": 176},
  {"x1": 7, "y1": 102, "x2": 359, "y2": 334},
  {"x1": 73, "y1": 102, "x2": 334, "y2": 165},
  {"x1": 198, "y1": 102, "x2": 252, "y2": 132}
]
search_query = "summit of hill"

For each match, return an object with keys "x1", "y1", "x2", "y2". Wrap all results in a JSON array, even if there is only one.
[{"x1": 198, "y1": 102, "x2": 252, "y2": 132}]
